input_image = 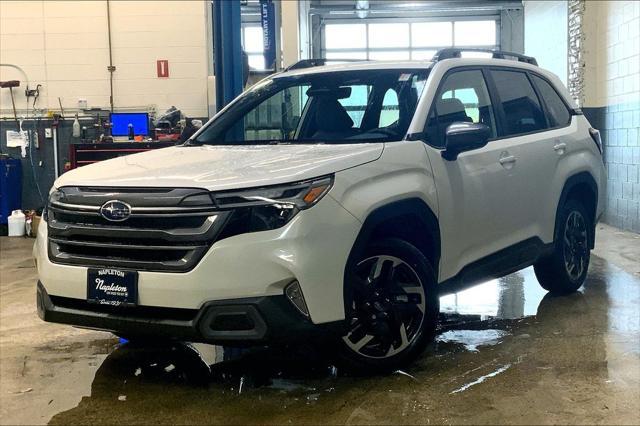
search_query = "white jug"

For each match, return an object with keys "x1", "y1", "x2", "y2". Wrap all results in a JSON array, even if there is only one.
[{"x1": 8, "y1": 210, "x2": 26, "y2": 237}]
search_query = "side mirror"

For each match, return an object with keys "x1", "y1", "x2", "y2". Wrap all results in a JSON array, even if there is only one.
[{"x1": 442, "y1": 122, "x2": 491, "y2": 161}]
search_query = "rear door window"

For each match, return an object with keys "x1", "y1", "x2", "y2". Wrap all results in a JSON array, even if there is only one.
[
  {"x1": 531, "y1": 75, "x2": 571, "y2": 127},
  {"x1": 490, "y1": 70, "x2": 547, "y2": 136}
]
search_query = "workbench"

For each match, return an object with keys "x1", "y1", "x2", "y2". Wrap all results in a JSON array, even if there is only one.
[{"x1": 68, "y1": 142, "x2": 175, "y2": 169}]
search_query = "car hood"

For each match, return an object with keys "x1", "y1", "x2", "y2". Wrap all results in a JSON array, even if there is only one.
[{"x1": 55, "y1": 143, "x2": 384, "y2": 191}]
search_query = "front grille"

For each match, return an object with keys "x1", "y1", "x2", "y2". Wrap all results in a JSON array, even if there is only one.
[{"x1": 47, "y1": 187, "x2": 231, "y2": 272}]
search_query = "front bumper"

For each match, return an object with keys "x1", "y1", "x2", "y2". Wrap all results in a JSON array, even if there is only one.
[
  {"x1": 37, "y1": 281, "x2": 344, "y2": 344},
  {"x1": 34, "y1": 193, "x2": 362, "y2": 324}
]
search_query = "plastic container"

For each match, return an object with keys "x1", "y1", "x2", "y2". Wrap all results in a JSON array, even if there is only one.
[
  {"x1": 8, "y1": 210, "x2": 26, "y2": 236},
  {"x1": 72, "y1": 115, "x2": 81, "y2": 138}
]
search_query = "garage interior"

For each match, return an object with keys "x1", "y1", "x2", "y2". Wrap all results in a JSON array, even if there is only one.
[{"x1": 1, "y1": 0, "x2": 639, "y2": 424}]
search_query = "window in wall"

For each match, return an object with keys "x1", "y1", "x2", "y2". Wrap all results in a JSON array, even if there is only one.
[
  {"x1": 243, "y1": 26, "x2": 265, "y2": 70},
  {"x1": 454, "y1": 21, "x2": 497, "y2": 46},
  {"x1": 531, "y1": 75, "x2": 571, "y2": 127},
  {"x1": 369, "y1": 51, "x2": 410, "y2": 60},
  {"x1": 325, "y1": 23, "x2": 367, "y2": 49},
  {"x1": 325, "y1": 51, "x2": 368, "y2": 60},
  {"x1": 323, "y1": 19, "x2": 498, "y2": 61},
  {"x1": 411, "y1": 50, "x2": 437, "y2": 60},
  {"x1": 425, "y1": 70, "x2": 496, "y2": 147},
  {"x1": 491, "y1": 70, "x2": 547, "y2": 136},
  {"x1": 412, "y1": 22, "x2": 453, "y2": 47},
  {"x1": 368, "y1": 23, "x2": 410, "y2": 48}
]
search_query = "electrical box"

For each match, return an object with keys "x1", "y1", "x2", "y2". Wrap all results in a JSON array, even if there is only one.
[
  {"x1": 0, "y1": 158, "x2": 22, "y2": 225},
  {"x1": 45, "y1": 128, "x2": 52, "y2": 138}
]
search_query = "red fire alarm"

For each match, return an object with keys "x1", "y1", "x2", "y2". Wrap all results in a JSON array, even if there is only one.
[{"x1": 157, "y1": 60, "x2": 169, "y2": 78}]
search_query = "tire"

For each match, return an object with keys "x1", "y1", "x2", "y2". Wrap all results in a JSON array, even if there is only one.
[
  {"x1": 339, "y1": 238, "x2": 439, "y2": 373},
  {"x1": 534, "y1": 199, "x2": 592, "y2": 295}
]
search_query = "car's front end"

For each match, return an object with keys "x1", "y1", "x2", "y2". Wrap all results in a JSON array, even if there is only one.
[{"x1": 35, "y1": 175, "x2": 365, "y2": 344}]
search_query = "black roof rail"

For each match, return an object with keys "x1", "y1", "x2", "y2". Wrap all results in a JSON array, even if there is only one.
[
  {"x1": 284, "y1": 58, "x2": 369, "y2": 71},
  {"x1": 432, "y1": 48, "x2": 538, "y2": 66}
]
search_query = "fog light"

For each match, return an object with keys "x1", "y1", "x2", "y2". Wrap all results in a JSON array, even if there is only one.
[{"x1": 285, "y1": 280, "x2": 309, "y2": 318}]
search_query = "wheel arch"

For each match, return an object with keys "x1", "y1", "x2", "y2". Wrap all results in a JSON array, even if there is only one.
[
  {"x1": 343, "y1": 198, "x2": 441, "y2": 287},
  {"x1": 554, "y1": 171, "x2": 598, "y2": 248}
]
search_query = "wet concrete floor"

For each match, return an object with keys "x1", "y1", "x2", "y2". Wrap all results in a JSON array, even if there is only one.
[{"x1": 1, "y1": 224, "x2": 639, "y2": 425}]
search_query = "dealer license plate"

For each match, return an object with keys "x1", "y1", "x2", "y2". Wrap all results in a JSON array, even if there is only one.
[{"x1": 87, "y1": 268, "x2": 138, "y2": 307}]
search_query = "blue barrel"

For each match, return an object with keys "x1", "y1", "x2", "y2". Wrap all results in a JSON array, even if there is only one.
[{"x1": 0, "y1": 157, "x2": 22, "y2": 225}]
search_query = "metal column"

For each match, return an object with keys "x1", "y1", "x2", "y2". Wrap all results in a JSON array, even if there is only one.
[{"x1": 212, "y1": 0, "x2": 244, "y2": 112}]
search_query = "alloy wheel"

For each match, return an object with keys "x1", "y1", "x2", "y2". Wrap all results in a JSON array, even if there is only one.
[
  {"x1": 563, "y1": 210, "x2": 588, "y2": 281},
  {"x1": 343, "y1": 255, "x2": 426, "y2": 359}
]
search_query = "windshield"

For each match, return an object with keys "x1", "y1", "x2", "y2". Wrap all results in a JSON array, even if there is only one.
[{"x1": 194, "y1": 69, "x2": 429, "y2": 145}]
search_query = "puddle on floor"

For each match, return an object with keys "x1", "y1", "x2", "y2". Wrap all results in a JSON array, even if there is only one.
[
  {"x1": 4, "y1": 260, "x2": 640, "y2": 425},
  {"x1": 437, "y1": 329, "x2": 510, "y2": 352},
  {"x1": 440, "y1": 267, "x2": 549, "y2": 320}
]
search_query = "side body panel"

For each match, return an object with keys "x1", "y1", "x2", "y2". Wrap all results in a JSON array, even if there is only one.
[
  {"x1": 423, "y1": 139, "x2": 534, "y2": 283},
  {"x1": 329, "y1": 141, "x2": 439, "y2": 227},
  {"x1": 408, "y1": 59, "x2": 606, "y2": 283}
]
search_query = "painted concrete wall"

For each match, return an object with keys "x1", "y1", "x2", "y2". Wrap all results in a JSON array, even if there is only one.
[
  {"x1": 523, "y1": 0, "x2": 568, "y2": 85},
  {"x1": 583, "y1": 1, "x2": 640, "y2": 232},
  {"x1": 0, "y1": 1, "x2": 210, "y2": 118}
]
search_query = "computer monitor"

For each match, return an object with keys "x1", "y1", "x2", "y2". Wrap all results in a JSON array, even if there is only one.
[{"x1": 110, "y1": 112, "x2": 149, "y2": 137}]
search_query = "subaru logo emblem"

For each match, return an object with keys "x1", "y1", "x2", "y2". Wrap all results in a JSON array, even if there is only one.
[{"x1": 100, "y1": 200, "x2": 132, "y2": 222}]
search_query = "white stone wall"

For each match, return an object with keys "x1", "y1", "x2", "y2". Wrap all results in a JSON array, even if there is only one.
[{"x1": 583, "y1": 1, "x2": 640, "y2": 232}]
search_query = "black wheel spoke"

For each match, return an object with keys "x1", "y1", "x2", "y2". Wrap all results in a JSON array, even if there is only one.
[
  {"x1": 563, "y1": 210, "x2": 589, "y2": 281},
  {"x1": 343, "y1": 254, "x2": 426, "y2": 359},
  {"x1": 392, "y1": 300, "x2": 423, "y2": 319},
  {"x1": 370, "y1": 259, "x2": 395, "y2": 287}
]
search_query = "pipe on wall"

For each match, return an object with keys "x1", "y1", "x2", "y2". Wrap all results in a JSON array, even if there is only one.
[{"x1": 106, "y1": 0, "x2": 115, "y2": 112}]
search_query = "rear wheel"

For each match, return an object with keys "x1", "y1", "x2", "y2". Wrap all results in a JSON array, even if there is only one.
[
  {"x1": 534, "y1": 199, "x2": 592, "y2": 294},
  {"x1": 339, "y1": 238, "x2": 439, "y2": 373}
]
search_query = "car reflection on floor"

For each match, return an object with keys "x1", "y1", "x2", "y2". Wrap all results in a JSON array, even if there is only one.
[{"x1": 44, "y1": 255, "x2": 640, "y2": 425}]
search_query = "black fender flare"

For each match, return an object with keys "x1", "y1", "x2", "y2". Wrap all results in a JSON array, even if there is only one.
[
  {"x1": 553, "y1": 171, "x2": 598, "y2": 248},
  {"x1": 342, "y1": 198, "x2": 441, "y2": 314}
]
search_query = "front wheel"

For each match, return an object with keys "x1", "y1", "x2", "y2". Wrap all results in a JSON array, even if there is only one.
[
  {"x1": 534, "y1": 199, "x2": 592, "y2": 294},
  {"x1": 339, "y1": 238, "x2": 439, "y2": 373}
]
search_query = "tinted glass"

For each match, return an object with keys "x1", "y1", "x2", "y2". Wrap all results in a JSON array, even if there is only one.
[
  {"x1": 491, "y1": 70, "x2": 546, "y2": 136},
  {"x1": 532, "y1": 75, "x2": 571, "y2": 127},
  {"x1": 425, "y1": 70, "x2": 497, "y2": 147}
]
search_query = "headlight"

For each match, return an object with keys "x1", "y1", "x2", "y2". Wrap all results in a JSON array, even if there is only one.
[
  {"x1": 214, "y1": 175, "x2": 333, "y2": 234},
  {"x1": 44, "y1": 189, "x2": 64, "y2": 222}
]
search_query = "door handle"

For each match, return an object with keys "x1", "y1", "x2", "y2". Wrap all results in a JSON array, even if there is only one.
[
  {"x1": 499, "y1": 155, "x2": 517, "y2": 165},
  {"x1": 553, "y1": 142, "x2": 567, "y2": 153}
]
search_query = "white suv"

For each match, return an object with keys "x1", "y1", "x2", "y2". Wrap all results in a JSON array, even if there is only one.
[{"x1": 35, "y1": 49, "x2": 606, "y2": 371}]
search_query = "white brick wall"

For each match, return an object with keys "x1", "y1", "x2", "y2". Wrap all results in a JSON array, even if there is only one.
[
  {"x1": 584, "y1": 0, "x2": 640, "y2": 109},
  {"x1": 583, "y1": 0, "x2": 640, "y2": 232},
  {"x1": 0, "y1": 0, "x2": 209, "y2": 118}
]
